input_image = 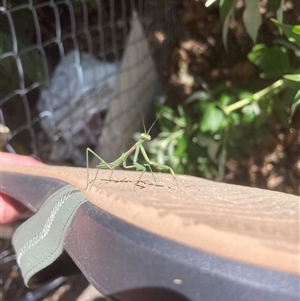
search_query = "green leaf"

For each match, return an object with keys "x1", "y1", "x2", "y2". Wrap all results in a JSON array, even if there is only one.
[
  {"x1": 198, "y1": 135, "x2": 220, "y2": 162},
  {"x1": 228, "y1": 112, "x2": 240, "y2": 125},
  {"x1": 271, "y1": 19, "x2": 300, "y2": 45},
  {"x1": 200, "y1": 104, "x2": 225, "y2": 133},
  {"x1": 267, "y1": 0, "x2": 283, "y2": 10},
  {"x1": 221, "y1": 0, "x2": 236, "y2": 51},
  {"x1": 219, "y1": 93, "x2": 232, "y2": 106},
  {"x1": 241, "y1": 102, "x2": 261, "y2": 123},
  {"x1": 283, "y1": 73, "x2": 300, "y2": 82},
  {"x1": 218, "y1": 143, "x2": 227, "y2": 180},
  {"x1": 293, "y1": 26, "x2": 300, "y2": 35},
  {"x1": 267, "y1": 0, "x2": 284, "y2": 24},
  {"x1": 247, "y1": 44, "x2": 293, "y2": 79},
  {"x1": 253, "y1": 97, "x2": 273, "y2": 127},
  {"x1": 185, "y1": 91, "x2": 210, "y2": 104},
  {"x1": 175, "y1": 135, "x2": 187, "y2": 157},
  {"x1": 205, "y1": 0, "x2": 218, "y2": 7},
  {"x1": 207, "y1": 140, "x2": 220, "y2": 161},
  {"x1": 276, "y1": 0, "x2": 284, "y2": 25},
  {"x1": 237, "y1": 90, "x2": 253, "y2": 101},
  {"x1": 219, "y1": 0, "x2": 236, "y2": 22},
  {"x1": 243, "y1": 0, "x2": 262, "y2": 43},
  {"x1": 290, "y1": 90, "x2": 300, "y2": 121}
]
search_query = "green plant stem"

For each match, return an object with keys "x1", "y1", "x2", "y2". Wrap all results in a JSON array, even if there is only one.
[
  {"x1": 223, "y1": 79, "x2": 285, "y2": 115},
  {"x1": 218, "y1": 126, "x2": 229, "y2": 180},
  {"x1": 159, "y1": 129, "x2": 185, "y2": 146}
]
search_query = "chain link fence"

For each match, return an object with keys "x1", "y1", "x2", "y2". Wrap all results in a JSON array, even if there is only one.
[{"x1": 0, "y1": 0, "x2": 177, "y2": 165}]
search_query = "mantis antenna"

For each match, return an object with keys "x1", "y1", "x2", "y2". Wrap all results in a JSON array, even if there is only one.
[{"x1": 146, "y1": 110, "x2": 162, "y2": 135}]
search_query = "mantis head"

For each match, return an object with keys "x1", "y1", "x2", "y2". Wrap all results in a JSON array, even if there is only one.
[{"x1": 141, "y1": 133, "x2": 151, "y2": 141}]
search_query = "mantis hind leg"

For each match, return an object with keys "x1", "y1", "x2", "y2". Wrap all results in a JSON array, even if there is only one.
[
  {"x1": 150, "y1": 161, "x2": 180, "y2": 189},
  {"x1": 85, "y1": 147, "x2": 112, "y2": 190},
  {"x1": 140, "y1": 145, "x2": 179, "y2": 188},
  {"x1": 150, "y1": 162, "x2": 176, "y2": 180},
  {"x1": 87, "y1": 167, "x2": 101, "y2": 190},
  {"x1": 143, "y1": 164, "x2": 157, "y2": 184}
]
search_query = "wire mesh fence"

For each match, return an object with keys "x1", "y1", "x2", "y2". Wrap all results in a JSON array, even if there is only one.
[{"x1": 0, "y1": 0, "x2": 177, "y2": 166}]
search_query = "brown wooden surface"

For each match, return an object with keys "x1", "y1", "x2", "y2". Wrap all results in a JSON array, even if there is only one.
[{"x1": 2, "y1": 165, "x2": 299, "y2": 275}]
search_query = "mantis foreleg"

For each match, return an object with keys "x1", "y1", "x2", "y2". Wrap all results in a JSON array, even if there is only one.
[
  {"x1": 122, "y1": 143, "x2": 157, "y2": 184},
  {"x1": 140, "y1": 144, "x2": 179, "y2": 188}
]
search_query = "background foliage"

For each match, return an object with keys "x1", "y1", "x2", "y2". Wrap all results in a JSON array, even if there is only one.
[{"x1": 146, "y1": 0, "x2": 299, "y2": 194}]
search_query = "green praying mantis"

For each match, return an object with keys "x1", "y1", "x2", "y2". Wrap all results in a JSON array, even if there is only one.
[{"x1": 85, "y1": 114, "x2": 178, "y2": 190}]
